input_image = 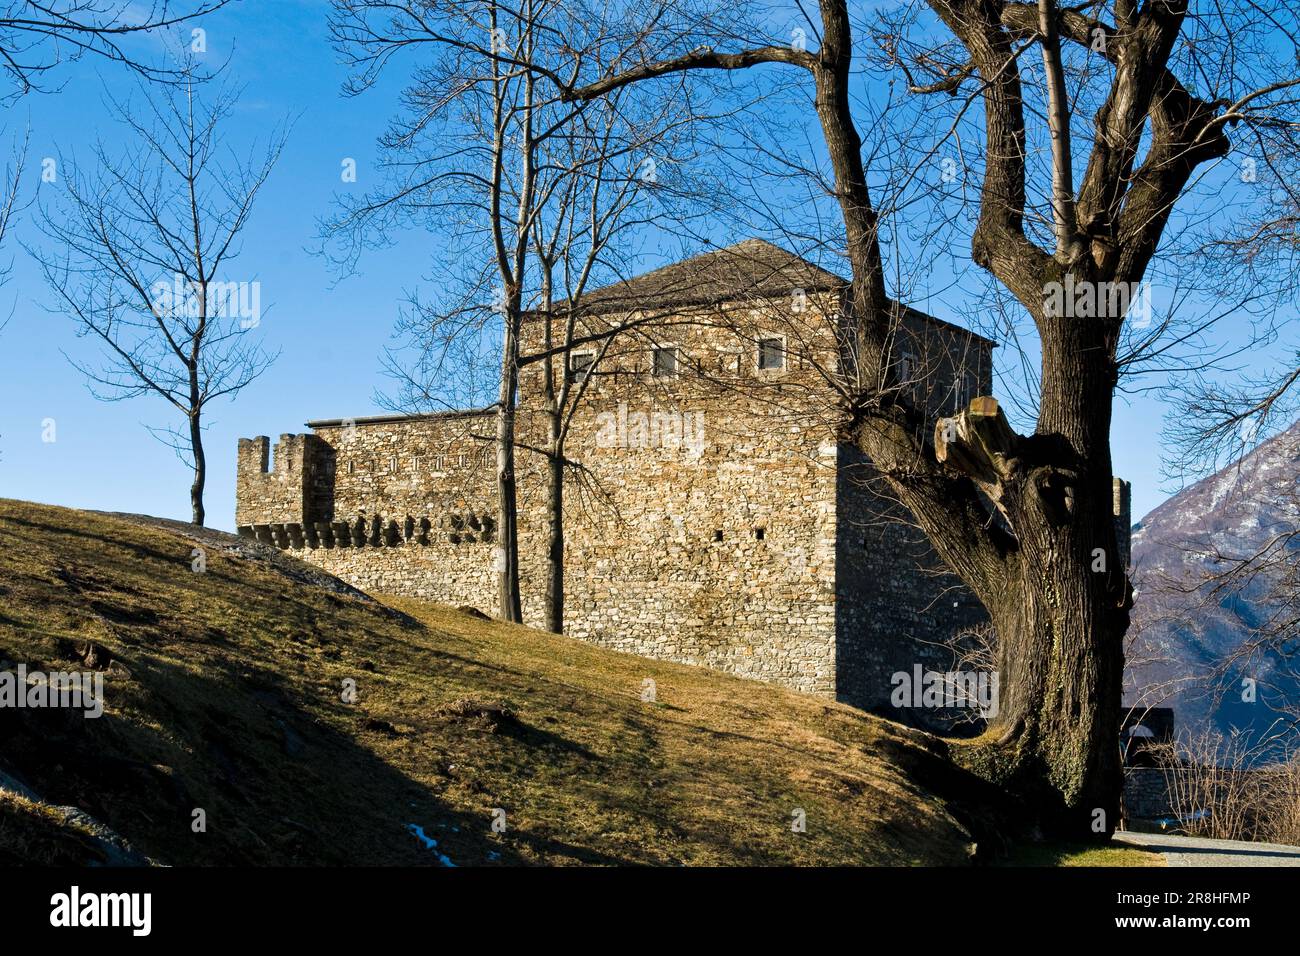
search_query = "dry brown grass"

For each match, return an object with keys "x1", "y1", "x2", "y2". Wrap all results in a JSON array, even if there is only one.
[{"x1": 0, "y1": 498, "x2": 983, "y2": 865}]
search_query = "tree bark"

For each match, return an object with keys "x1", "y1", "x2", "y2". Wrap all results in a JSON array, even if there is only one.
[
  {"x1": 544, "y1": 413, "x2": 564, "y2": 634},
  {"x1": 496, "y1": 316, "x2": 524, "y2": 623},
  {"x1": 189, "y1": 409, "x2": 206, "y2": 527},
  {"x1": 978, "y1": 508, "x2": 1127, "y2": 833},
  {"x1": 188, "y1": 274, "x2": 206, "y2": 527},
  {"x1": 927, "y1": 362, "x2": 1131, "y2": 833}
]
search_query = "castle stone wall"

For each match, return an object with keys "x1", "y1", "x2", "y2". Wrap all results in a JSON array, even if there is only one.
[
  {"x1": 532, "y1": 397, "x2": 840, "y2": 694},
  {"x1": 273, "y1": 411, "x2": 503, "y2": 612},
  {"x1": 235, "y1": 434, "x2": 329, "y2": 528},
  {"x1": 234, "y1": 285, "x2": 1022, "y2": 704},
  {"x1": 834, "y1": 446, "x2": 991, "y2": 724},
  {"x1": 507, "y1": 298, "x2": 851, "y2": 693}
]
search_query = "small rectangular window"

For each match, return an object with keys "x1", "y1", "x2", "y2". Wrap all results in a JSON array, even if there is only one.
[
  {"x1": 897, "y1": 350, "x2": 916, "y2": 383},
  {"x1": 758, "y1": 337, "x2": 785, "y2": 371},
  {"x1": 569, "y1": 351, "x2": 595, "y2": 382},
  {"x1": 652, "y1": 345, "x2": 678, "y2": 378}
]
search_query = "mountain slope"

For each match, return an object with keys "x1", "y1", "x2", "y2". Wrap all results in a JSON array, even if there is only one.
[
  {"x1": 0, "y1": 498, "x2": 998, "y2": 866},
  {"x1": 1127, "y1": 421, "x2": 1300, "y2": 752}
]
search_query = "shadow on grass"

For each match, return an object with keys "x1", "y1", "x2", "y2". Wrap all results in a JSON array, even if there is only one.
[{"x1": 0, "y1": 648, "x2": 523, "y2": 866}]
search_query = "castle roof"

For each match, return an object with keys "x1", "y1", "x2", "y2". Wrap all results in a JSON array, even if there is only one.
[
  {"x1": 536, "y1": 238, "x2": 996, "y2": 347},
  {"x1": 308, "y1": 241, "x2": 995, "y2": 428},
  {"x1": 571, "y1": 238, "x2": 843, "y2": 313}
]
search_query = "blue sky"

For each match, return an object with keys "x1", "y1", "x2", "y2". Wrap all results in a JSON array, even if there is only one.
[
  {"x1": 0, "y1": 0, "x2": 429, "y2": 531},
  {"x1": 0, "y1": 0, "x2": 1268, "y2": 530}
]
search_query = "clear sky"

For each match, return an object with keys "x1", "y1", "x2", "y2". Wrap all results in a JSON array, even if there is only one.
[{"x1": 0, "y1": 0, "x2": 1265, "y2": 531}]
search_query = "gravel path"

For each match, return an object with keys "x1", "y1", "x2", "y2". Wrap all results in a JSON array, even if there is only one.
[{"x1": 1114, "y1": 830, "x2": 1300, "y2": 866}]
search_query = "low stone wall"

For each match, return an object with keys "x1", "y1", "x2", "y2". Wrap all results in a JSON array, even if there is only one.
[{"x1": 1124, "y1": 767, "x2": 1175, "y2": 821}]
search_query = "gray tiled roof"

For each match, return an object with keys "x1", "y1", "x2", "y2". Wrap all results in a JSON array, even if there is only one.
[
  {"x1": 570, "y1": 238, "x2": 845, "y2": 313},
  {"x1": 553, "y1": 237, "x2": 995, "y2": 347}
]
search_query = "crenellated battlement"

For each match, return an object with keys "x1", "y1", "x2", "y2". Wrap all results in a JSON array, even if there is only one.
[
  {"x1": 235, "y1": 433, "x2": 332, "y2": 528},
  {"x1": 1113, "y1": 476, "x2": 1133, "y2": 568},
  {"x1": 236, "y1": 412, "x2": 496, "y2": 534},
  {"x1": 237, "y1": 510, "x2": 496, "y2": 549}
]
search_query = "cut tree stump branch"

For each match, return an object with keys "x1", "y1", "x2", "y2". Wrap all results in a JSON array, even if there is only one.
[{"x1": 935, "y1": 396, "x2": 1021, "y2": 486}]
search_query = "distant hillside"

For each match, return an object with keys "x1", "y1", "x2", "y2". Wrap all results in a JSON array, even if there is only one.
[
  {"x1": 0, "y1": 499, "x2": 1003, "y2": 866},
  {"x1": 1127, "y1": 421, "x2": 1300, "y2": 756}
]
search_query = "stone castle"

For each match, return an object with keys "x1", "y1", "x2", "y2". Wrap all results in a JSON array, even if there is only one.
[{"x1": 236, "y1": 239, "x2": 1132, "y2": 722}]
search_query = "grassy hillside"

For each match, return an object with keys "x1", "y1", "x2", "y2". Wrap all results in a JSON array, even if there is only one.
[{"x1": 0, "y1": 499, "x2": 1157, "y2": 866}]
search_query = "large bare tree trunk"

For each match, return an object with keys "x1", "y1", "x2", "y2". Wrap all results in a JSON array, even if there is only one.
[
  {"x1": 982, "y1": 539, "x2": 1126, "y2": 831},
  {"x1": 920, "y1": 312, "x2": 1132, "y2": 831},
  {"x1": 962, "y1": 457, "x2": 1129, "y2": 829},
  {"x1": 556, "y1": 0, "x2": 1253, "y2": 834}
]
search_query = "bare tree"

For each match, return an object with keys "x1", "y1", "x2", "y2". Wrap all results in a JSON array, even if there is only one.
[
  {"x1": 1149, "y1": 727, "x2": 1300, "y2": 842},
  {"x1": 0, "y1": 126, "x2": 25, "y2": 307},
  {"x1": 0, "y1": 1, "x2": 225, "y2": 300},
  {"x1": 33, "y1": 77, "x2": 284, "y2": 525},
  {"x1": 545, "y1": 0, "x2": 1300, "y2": 834},
  {"x1": 329, "y1": 0, "x2": 562, "y2": 622},
  {"x1": 0, "y1": 0, "x2": 229, "y2": 99},
  {"x1": 522, "y1": 76, "x2": 733, "y2": 633},
  {"x1": 327, "y1": 0, "x2": 712, "y2": 625}
]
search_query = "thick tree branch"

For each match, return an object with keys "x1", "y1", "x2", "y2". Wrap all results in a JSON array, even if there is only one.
[
  {"x1": 927, "y1": 0, "x2": 1052, "y2": 309},
  {"x1": 1036, "y1": 0, "x2": 1081, "y2": 261},
  {"x1": 565, "y1": 44, "x2": 816, "y2": 101}
]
